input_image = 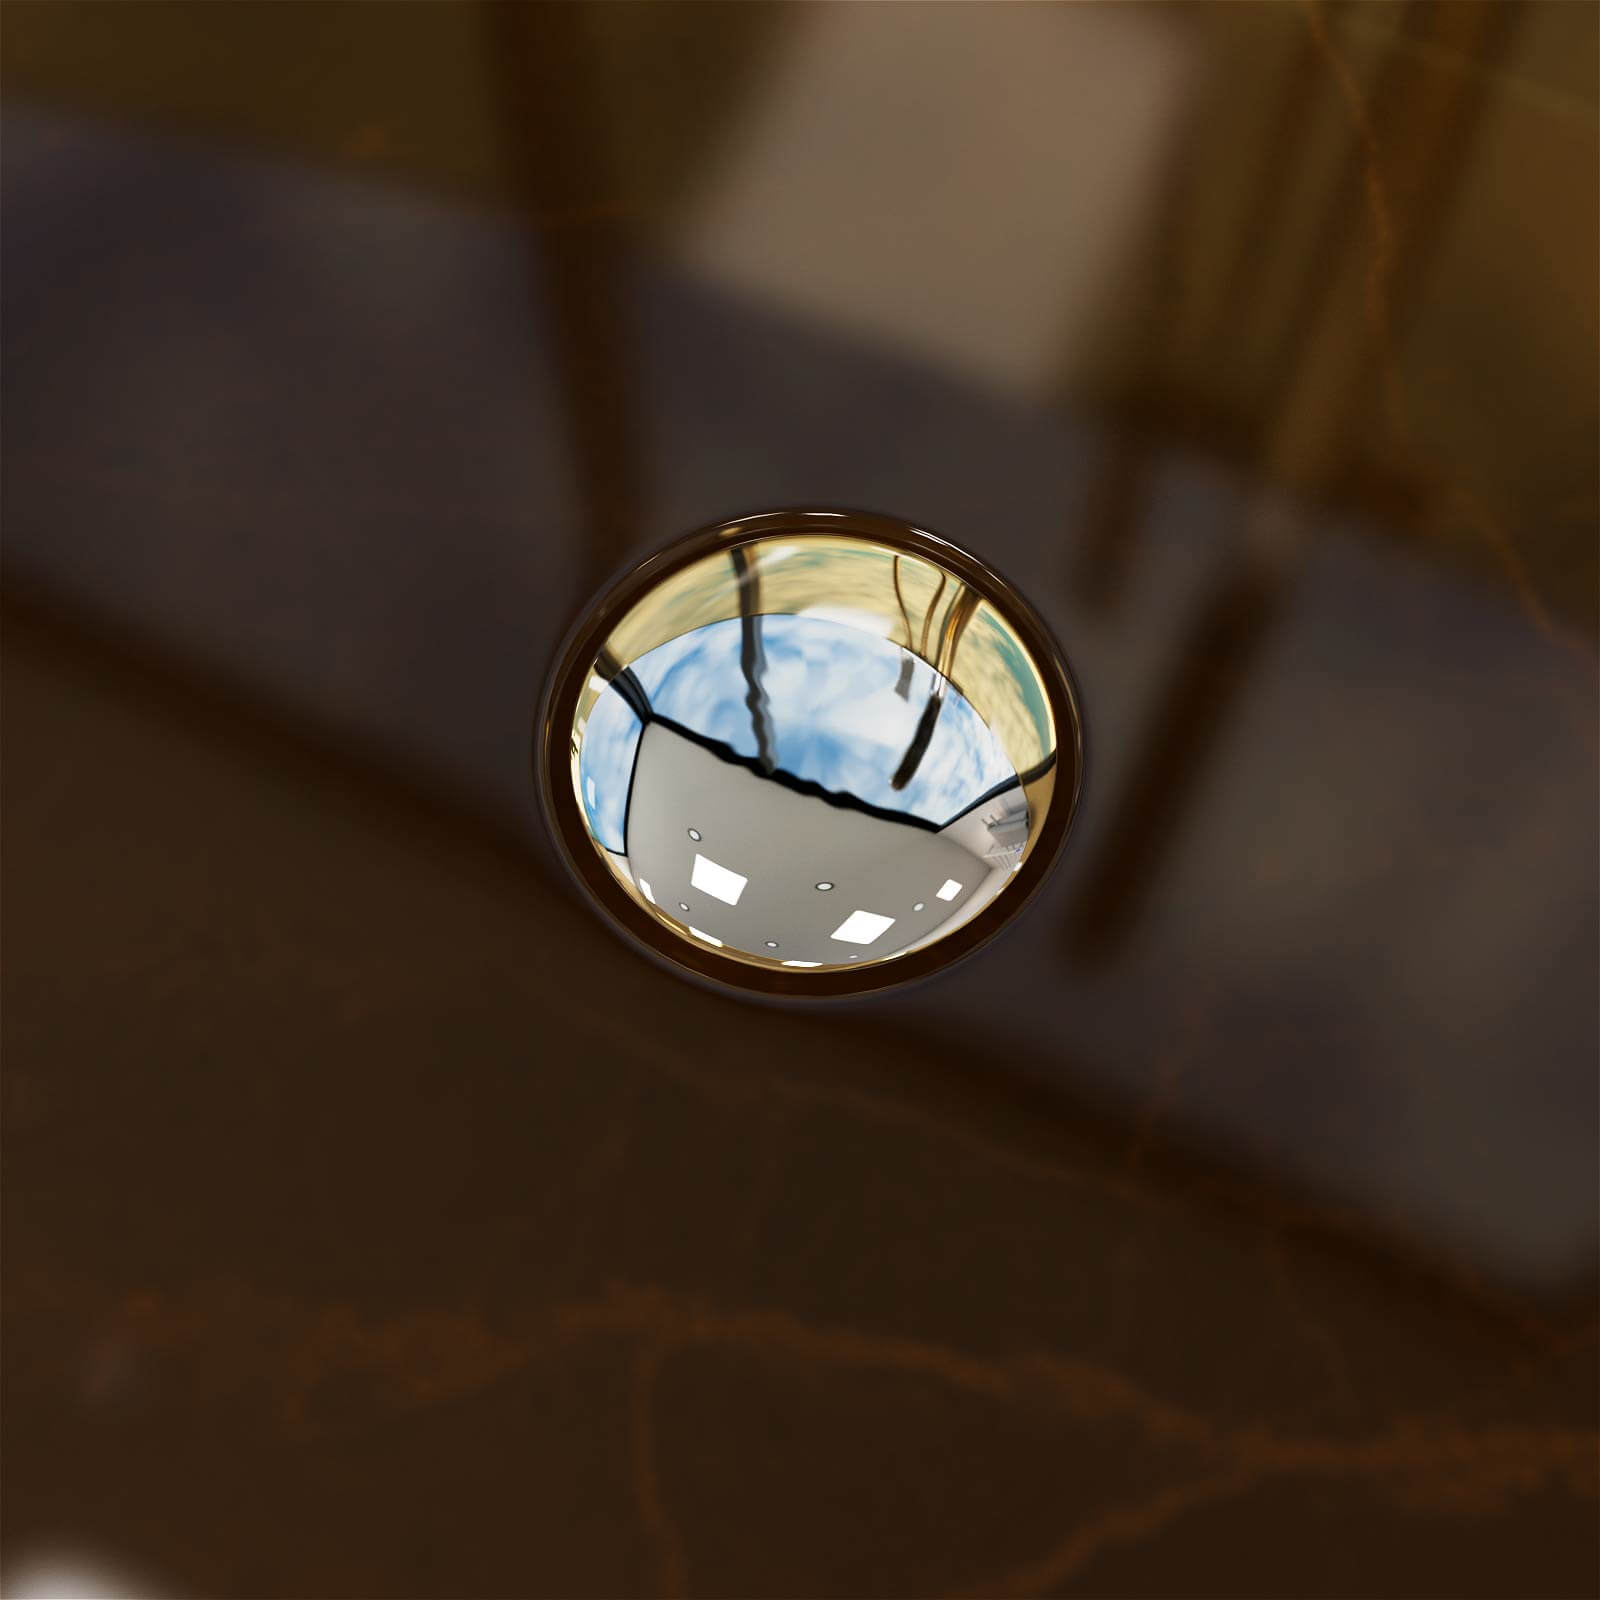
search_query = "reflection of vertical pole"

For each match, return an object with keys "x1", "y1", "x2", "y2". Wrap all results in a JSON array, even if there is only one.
[
  {"x1": 593, "y1": 647, "x2": 653, "y2": 725},
  {"x1": 891, "y1": 556, "x2": 914, "y2": 650},
  {"x1": 484, "y1": 3, "x2": 641, "y2": 591},
  {"x1": 933, "y1": 583, "x2": 980, "y2": 685},
  {"x1": 1070, "y1": 159, "x2": 1194, "y2": 609},
  {"x1": 892, "y1": 556, "x2": 915, "y2": 697},
  {"x1": 891, "y1": 691, "x2": 944, "y2": 793},
  {"x1": 1067, "y1": 546, "x2": 1282, "y2": 959},
  {"x1": 1067, "y1": 3, "x2": 1518, "y2": 965},
  {"x1": 919, "y1": 570, "x2": 947, "y2": 660},
  {"x1": 729, "y1": 546, "x2": 776, "y2": 773},
  {"x1": 893, "y1": 585, "x2": 978, "y2": 792}
]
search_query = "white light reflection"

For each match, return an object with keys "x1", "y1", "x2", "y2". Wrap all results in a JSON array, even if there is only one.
[
  {"x1": 4, "y1": 1553, "x2": 164, "y2": 1599},
  {"x1": 830, "y1": 910, "x2": 896, "y2": 945},
  {"x1": 690, "y1": 854, "x2": 747, "y2": 906}
]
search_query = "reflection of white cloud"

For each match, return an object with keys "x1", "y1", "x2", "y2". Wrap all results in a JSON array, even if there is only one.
[
  {"x1": 797, "y1": 603, "x2": 893, "y2": 637},
  {"x1": 628, "y1": 616, "x2": 1018, "y2": 825},
  {"x1": 576, "y1": 615, "x2": 1024, "y2": 859},
  {"x1": 575, "y1": 686, "x2": 642, "y2": 851}
]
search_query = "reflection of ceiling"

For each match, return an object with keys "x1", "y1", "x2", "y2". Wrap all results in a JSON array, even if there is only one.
[
  {"x1": 577, "y1": 611, "x2": 1027, "y2": 855},
  {"x1": 624, "y1": 723, "x2": 1000, "y2": 967}
]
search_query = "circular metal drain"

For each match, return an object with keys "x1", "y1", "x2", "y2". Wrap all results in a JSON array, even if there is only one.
[{"x1": 537, "y1": 510, "x2": 1083, "y2": 997}]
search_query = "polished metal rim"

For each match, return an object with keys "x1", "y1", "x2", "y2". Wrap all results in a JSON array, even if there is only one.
[{"x1": 536, "y1": 508, "x2": 1085, "y2": 999}]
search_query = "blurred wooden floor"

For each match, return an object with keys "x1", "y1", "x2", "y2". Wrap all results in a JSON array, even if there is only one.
[{"x1": 4, "y1": 602, "x2": 1594, "y2": 1598}]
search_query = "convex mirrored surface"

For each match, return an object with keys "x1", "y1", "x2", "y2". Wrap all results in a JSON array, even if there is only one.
[{"x1": 543, "y1": 512, "x2": 1083, "y2": 993}]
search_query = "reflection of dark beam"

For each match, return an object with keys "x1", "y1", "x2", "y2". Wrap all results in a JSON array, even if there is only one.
[
  {"x1": 1066, "y1": 5, "x2": 1517, "y2": 966},
  {"x1": 1208, "y1": 30, "x2": 1326, "y2": 403},
  {"x1": 620, "y1": 714, "x2": 644, "y2": 856},
  {"x1": 892, "y1": 556, "x2": 915, "y2": 697},
  {"x1": 595, "y1": 648, "x2": 653, "y2": 857},
  {"x1": 893, "y1": 585, "x2": 979, "y2": 792},
  {"x1": 1072, "y1": 433, "x2": 1156, "y2": 612},
  {"x1": 1311, "y1": 0, "x2": 1522, "y2": 464},
  {"x1": 1067, "y1": 564, "x2": 1279, "y2": 964},
  {"x1": 485, "y1": 3, "x2": 639, "y2": 589},
  {"x1": 1069, "y1": 94, "x2": 1204, "y2": 612},
  {"x1": 1072, "y1": 29, "x2": 1314, "y2": 612},
  {"x1": 890, "y1": 691, "x2": 943, "y2": 792},
  {"x1": 650, "y1": 716, "x2": 941, "y2": 833},
  {"x1": 1220, "y1": 1, "x2": 1520, "y2": 508},
  {"x1": 1069, "y1": 3, "x2": 1316, "y2": 607},
  {"x1": 593, "y1": 646, "x2": 652, "y2": 725},
  {"x1": 729, "y1": 545, "x2": 776, "y2": 773}
]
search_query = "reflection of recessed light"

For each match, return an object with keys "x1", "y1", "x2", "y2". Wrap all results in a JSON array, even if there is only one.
[
  {"x1": 687, "y1": 828, "x2": 701, "y2": 841},
  {"x1": 936, "y1": 879, "x2": 963, "y2": 901},
  {"x1": 688, "y1": 927, "x2": 723, "y2": 947},
  {"x1": 913, "y1": 901, "x2": 925, "y2": 912},
  {"x1": 678, "y1": 902, "x2": 690, "y2": 912},
  {"x1": 765, "y1": 940, "x2": 779, "y2": 949},
  {"x1": 638, "y1": 879, "x2": 656, "y2": 904},
  {"x1": 815, "y1": 881, "x2": 834, "y2": 892},
  {"x1": 830, "y1": 910, "x2": 896, "y2": 945},
  {"x1": 691, "y1": 853, "x2": 747, "y2": 906},
  {"x1": 782, "y1": 960, "x2": 821, "y2": 968}
]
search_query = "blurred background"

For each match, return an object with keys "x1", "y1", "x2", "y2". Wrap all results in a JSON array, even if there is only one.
[{"x1": 2, "y1": 3, "x2": 1596, "y2": 1595}]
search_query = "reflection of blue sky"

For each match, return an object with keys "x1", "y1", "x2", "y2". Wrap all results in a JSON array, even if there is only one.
[
  {"x1": 578, "y1": 616, "x2": 1019, "y2": 851},
  {"x1": 579, "y1": 686, "x2": 644, "y2": 851}
]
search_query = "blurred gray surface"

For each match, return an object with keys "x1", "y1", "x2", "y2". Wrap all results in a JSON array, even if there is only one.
[{"x1": 3, "y1": 105, "x2": 1595, "y2": 1292}]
